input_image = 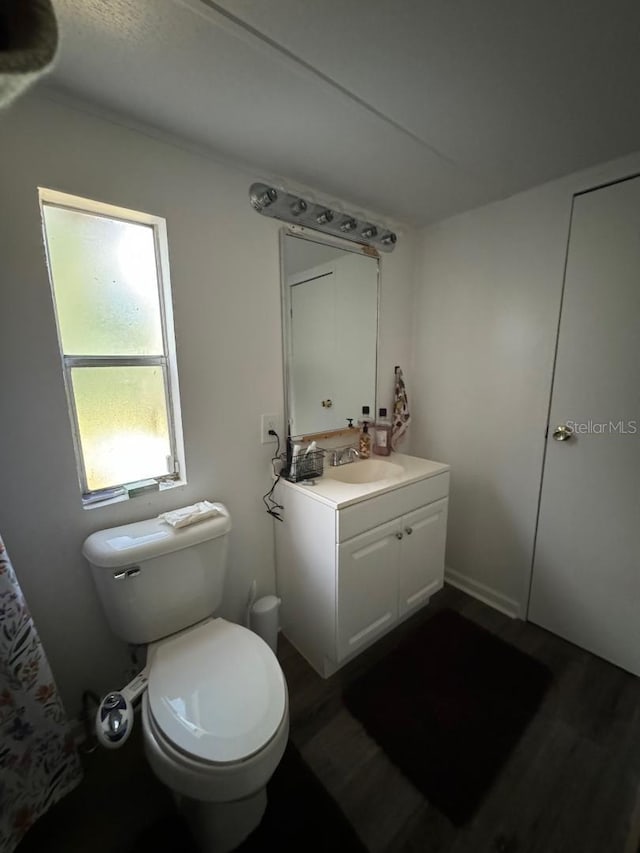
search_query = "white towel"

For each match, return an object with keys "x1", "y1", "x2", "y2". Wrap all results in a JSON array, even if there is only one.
[
  {"x1": 159, "y1": 500, "x2": 222, "y2": 529},
  {"x1": 391, "y1": 366, "x2": 411, "y2": 450}
]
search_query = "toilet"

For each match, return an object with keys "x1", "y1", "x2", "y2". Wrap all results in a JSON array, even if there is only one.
[{"x1": 82, "y1": 504, "x2": 289, "y2": 852}]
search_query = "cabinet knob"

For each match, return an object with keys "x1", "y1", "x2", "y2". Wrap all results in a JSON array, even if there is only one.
[
  {"x1": 405, "y1": 527, "x2": 413, "y2": 535},
  {"x1": 395, "y1": 532, "x2": 403, "y2": 540}
]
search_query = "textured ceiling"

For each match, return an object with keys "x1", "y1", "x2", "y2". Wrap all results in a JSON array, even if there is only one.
[{"x1": 46, "y1": 0, "x2": 640, "y2": 225}]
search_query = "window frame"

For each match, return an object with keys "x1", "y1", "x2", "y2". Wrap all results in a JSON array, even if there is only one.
[{"x1": 39, "y1": 187, "x2": 186, "y2": 504}]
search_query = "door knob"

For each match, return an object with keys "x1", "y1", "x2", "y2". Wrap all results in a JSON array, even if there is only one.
[
  {"x1": 552, "y1": 424, "x2": 574, "y2": 442},
  {"x1": 405, "y1": 527, "x2": 413, "y2": 535}
]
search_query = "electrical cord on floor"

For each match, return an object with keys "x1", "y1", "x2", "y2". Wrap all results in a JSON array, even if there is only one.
[{"x1": 263, "y1": 429, "x2": 285, "y2": 522}]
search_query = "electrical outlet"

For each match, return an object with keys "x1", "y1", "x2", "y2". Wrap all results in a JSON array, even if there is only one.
[{"x1": 261, "y1": 413, "x2": 281, "y2": 444}]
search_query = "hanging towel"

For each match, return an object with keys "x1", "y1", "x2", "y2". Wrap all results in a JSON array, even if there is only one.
[
  {"x1": 391, "y1": 365, "x2": 411, "y2": 450},
  {"x1": 158, "y1": 500, "x2": 223, "y2": 529}
]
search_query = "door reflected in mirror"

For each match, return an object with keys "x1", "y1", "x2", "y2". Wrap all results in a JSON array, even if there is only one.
[{"x1": 282, "y1": 232, "x2": 378, "y2": 438}]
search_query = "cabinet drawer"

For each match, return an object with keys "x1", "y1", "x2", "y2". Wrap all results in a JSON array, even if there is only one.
[{"x1": 337, "y1": 472, "x2": 450, "y2": 542}]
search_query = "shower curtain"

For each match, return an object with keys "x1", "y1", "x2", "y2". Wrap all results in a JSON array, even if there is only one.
[{"x1": 0, "y1": 535, "x2": 82, "y2": 852}]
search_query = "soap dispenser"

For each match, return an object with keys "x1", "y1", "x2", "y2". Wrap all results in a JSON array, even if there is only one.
[
  {"x1": 373, "y1": 407, "x2": 392, "y2": 457},
  {"x1": 358, "y1": 405, "x2": 372, "y2": 428},
  {"x1": 359, "y1": 421, "x2": 371, "y2": 459},
  {"x1": 358, "y1": 405, "x2": 372, "y2": 458}
]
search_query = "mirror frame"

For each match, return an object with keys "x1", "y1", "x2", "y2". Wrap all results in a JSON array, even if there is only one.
[{"x1": 280, "y1": 224, "x2": 381, "y2": 441}]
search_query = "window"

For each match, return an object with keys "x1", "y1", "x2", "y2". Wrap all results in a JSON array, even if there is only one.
[{"x1": 39, "y1": 189, "x2": 185, "y2": 504}]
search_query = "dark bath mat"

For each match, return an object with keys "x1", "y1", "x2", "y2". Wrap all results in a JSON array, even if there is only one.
[
  {"x1": 131, "y1": 741, "x2": 367, "y2": 852},
  {"x1": 343, "y1": 609, "x2": 552, "y2": 826}
]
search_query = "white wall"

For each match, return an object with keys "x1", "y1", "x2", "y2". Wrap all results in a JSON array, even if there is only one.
[
  {"x1": 412, "y1": 150, "x2": 640, "y2": 617},
  {"x1": 0, "y1": 91, "x2": 414, "y2": 715}
]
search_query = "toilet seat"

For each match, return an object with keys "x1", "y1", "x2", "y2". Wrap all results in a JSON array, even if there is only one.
[
  {"x1": 142, "y1": 688, "x2": 289, "y2": 803},
  {"x1": 147, "y1": 618, "x2": 287, "y2": 764}
]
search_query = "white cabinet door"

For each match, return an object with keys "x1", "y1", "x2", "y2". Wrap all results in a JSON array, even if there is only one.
[
  {"x1": 398, "y1": 499, "x2": 448, "y2": 617},
  {"x1": 337, "y1": 518, "x2": 399, "y2": 661}
]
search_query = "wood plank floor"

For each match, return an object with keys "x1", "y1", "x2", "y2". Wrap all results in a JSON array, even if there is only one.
[
  {"x1": 279, "y1": 585, "x2": 640, "y2": 853},
  {"x1": 16, "y1": 585, "x2": 640, "y2": 853}
]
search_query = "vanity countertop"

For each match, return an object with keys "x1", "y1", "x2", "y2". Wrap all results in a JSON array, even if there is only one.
[{"x1": 279, "y1": 452, "x2": 450, "y2": 510}]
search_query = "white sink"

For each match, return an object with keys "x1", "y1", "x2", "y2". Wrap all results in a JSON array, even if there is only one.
[
  {"x1": 325, "y1": 458, "x2": 404, "y2": 484},
  {"x1": 286, "y1": 452, "x2": 450, "y2": 509}
]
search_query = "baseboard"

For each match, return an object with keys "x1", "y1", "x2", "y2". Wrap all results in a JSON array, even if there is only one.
[{"x1": 444, "y1": 567, "x2": 521, "y2": 619}]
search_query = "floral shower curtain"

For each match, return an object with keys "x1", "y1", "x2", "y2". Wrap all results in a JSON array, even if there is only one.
[{"x1": 0, "y1": 535, "x2": 82, "y2": 852}]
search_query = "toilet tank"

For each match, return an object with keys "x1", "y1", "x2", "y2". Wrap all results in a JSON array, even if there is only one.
[{"x1": 82, "y1": 504, "x2": 231, "y2": 645}]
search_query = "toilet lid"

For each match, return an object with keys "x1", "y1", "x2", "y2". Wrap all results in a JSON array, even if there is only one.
[{"x1": 147, "y1": 619, "x2": 286, "y2": 763}]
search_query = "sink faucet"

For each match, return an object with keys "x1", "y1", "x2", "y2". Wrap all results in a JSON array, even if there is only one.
[
  {"x1": 329, "y1": 445, "x2": 360, "y2": 466},
  {"x1": 344, "y1": 446, "x2": 360, "y2": 464}
]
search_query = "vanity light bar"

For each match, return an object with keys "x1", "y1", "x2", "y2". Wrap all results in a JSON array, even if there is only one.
[{"x1": 249, "y1": 183, "x2": 398, "y2": 252}]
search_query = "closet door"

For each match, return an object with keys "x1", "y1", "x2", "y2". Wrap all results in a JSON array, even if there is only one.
[
  {"x1": 289, "y1": 264, "x2": 336, "y2": 435},
  {"x1": 529, "y1": 175, "x2": 640, "y2": 675}
]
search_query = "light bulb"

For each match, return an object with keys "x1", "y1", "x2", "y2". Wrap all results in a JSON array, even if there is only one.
[
  {"x1": 250, "y1": 187, "x2": 277, "y2": 210},
  {"x1": 316, "y1": 209, "x2": 334, "y2": 225}
]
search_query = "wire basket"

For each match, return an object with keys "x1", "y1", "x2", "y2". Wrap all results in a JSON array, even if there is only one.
[{"x1": 284, "y1": 448, "x2": 324, "y2": 483}]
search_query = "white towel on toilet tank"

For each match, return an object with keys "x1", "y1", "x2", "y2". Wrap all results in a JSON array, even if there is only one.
[{"x1": 158, "y1": 500, "x2": 222, "y2": 529}]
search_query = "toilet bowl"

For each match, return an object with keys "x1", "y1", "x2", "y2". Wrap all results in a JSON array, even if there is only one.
[
  {"x1": 141, "y1": 618, "x2": 289, "y2": 850},
  {"x1": 83, "y1": 506, "x2": 289, "y2": 852}
]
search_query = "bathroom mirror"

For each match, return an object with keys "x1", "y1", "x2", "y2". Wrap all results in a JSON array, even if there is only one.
[{"x1": 281, "y1": 229, "x2": 379, "y2": 438}]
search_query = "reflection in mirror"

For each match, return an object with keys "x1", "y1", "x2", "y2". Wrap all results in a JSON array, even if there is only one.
[{"x1": 282, "y1": 231, "x2": 378, "y2": 438}]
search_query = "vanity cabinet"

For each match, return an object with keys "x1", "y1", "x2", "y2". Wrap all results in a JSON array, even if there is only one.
[
  {"x1": 338, "y1": 500, "x2": 448, "y2": 660},
  {"x1": 275, "y1": 455, "x2": 450, "y2": 678}
]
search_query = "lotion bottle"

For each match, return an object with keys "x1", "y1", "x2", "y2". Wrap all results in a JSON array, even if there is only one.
[{"x1": 373, "y1": 407, "x2": 392, "y2": 457}]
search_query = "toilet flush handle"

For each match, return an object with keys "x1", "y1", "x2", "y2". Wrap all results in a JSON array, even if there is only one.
[{"x1": 113, "y1": 565, "x2": 141, "y2": 580}]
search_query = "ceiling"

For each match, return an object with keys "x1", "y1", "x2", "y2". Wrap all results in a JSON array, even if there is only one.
[{"x1": 46, "y1": 0, "x2": 640, "y2": 226}]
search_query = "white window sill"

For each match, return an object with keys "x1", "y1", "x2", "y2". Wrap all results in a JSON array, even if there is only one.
[{"x1": 82, "y1": 478, "x2": 187, "y2": 511}]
